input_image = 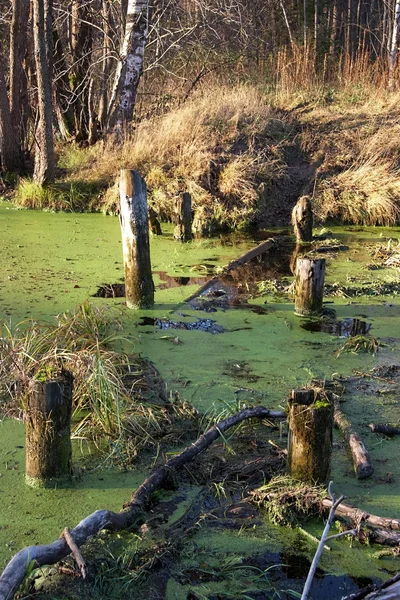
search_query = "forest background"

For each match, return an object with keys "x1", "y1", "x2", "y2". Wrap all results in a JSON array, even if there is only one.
[{"x1": 1, "y1": 0, "x2": 400, "y2": 230}]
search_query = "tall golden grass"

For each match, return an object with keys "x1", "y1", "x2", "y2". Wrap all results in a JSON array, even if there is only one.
[{"x1": 77, "y1": 86, "x2": 289, "y2": 229}]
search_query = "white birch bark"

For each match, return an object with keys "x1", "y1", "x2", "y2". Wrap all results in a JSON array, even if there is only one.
[
  {"x1": 389, "y1": 0, "x2": 400, "y2": 89},
  {"x1": 107, "y1": 0, "x2": 149, "y2": 140}
]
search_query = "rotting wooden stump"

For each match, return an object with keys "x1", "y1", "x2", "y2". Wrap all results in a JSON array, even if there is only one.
[
  {"x1": 291, "y1": 195, "x2": 313, "y2": 242},
  {"x1": 174, "y1": 192, "x2": 192, "y2": 242},
  {"x1": 295, "y1": 257, "x2": 326, "y2": 316},
  {"x1": 119, "y1": 169, "x2": 154, "y2": 309},
  {"x1": 287, "y1": 388, "x2": 333, "y2": 484},
  {"x1": 25, "y1": 371, "x2": 73, "y2": 487}
]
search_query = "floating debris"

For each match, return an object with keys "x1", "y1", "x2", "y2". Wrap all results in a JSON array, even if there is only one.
[
  {"x1": 138, "y1": 316, "x2": 225, "y2": 334},
  {"x1": 301, "y1": 317, "x2": 371, "y2": 337}
]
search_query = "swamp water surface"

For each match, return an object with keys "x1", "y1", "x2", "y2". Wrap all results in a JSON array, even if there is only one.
[{"x1": 1, "y1": 201, "x2": 400, "y2": 598}]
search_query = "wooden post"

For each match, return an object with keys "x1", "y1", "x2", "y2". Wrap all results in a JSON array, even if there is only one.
[
  {"x1": 119, "y1": 169, "x2": 154, "y2": 309},
  {"x1": 287, "y1": 388, "x2": 333, "y2": 484},
  {"x1": 295, "y1": 257, "x2": 325, "y2": 316},
  {"x1": 174, "y1": 192, "x2": 192, "y2": 242},
  {"x1": 25, "y1": 372, "x2": 73, "y2": 487},
  {"x1": 148, "y1": 207, "x2": 162, "y2": 235},
  {"x1": 291, "y1": 195, "x2": 313, "y2": 242}
]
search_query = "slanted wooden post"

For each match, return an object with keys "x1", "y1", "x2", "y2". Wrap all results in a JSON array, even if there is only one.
[
  {"x1": 174, "y1": 192, "x2": 192, "y2": 242},
  {"x1": 291, "y1": 195, "x2": 313, "y2": 242},
  {"x1": 119, "y1": 169, "x2": 154, "y2": 309},
  {"x1": 295, "y1": 257, "x2": 325, "y2": 316},
  {"x1": 25, "y1": 371, "x2": 73, "y2": 487},
  {"x1": 287, "y1": 388, "x2": 333, "y2": 484}
]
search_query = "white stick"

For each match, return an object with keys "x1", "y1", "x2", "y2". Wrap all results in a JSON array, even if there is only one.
[{"x1": 301, "y1": 482, "x2": 346, "y2": 600}]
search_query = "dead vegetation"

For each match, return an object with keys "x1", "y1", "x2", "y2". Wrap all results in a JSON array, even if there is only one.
[
  {"x1": 59, "y1": 86, "x2": 291, "y2": 231},
  {"x1": 0, "y1": 301, "x2": 198, "y2": 460}
]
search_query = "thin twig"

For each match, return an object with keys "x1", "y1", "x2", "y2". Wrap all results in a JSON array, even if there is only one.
[
  {"x1": 62, "y1": 528, "x2": 86, "y2": 579},
  {"x1": 325, "y1": 529, "x2": 357, "y2": 541}
]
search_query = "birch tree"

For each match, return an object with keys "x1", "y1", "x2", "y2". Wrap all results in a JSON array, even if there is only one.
[
  {"x1": 389, "y1": 0, "x2": 400, "y2": 89},
  {"x1": 107, "y1": 0, "x2": 149, "y2": 141}
]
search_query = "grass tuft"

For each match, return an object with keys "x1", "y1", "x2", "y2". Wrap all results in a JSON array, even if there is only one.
[{"x1": 0, "y1": 301, "x2": 196, "y2": 456}]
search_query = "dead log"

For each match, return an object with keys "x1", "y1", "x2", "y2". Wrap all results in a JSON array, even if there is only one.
[
  {"x1": 0, "y1": 406, "x2": 286, "y2": 600},
  {"x1": 291, "y1": 195, "x2": 313, "y2": 242},
  {"x1": 369, "y1": 423, "x2": 400, "y2": 436},
  {"x1": 119, "y1": 169, "x2": 154, "y2": 309},
  {"x1": 287, "y1": 388, "x2": 333, "y2": 484},
  {"x1": 368, "y1": 527, "x2": 400, "y2": 546},
  {"x1": 25, "y1": 372, "x2": 73, "y2": 487},
  {"x1": 334, "y1": 405, "x2": 374, "y2": 479},
  {"x1": 294, "y1": 257, "x2": 325, "y2": 316},
  {"x1": 321, "y1": 498, "x2": 400, "y2": 531},
  {"x1": 185, "y1": 238, "x2": 275, "y2": 302},
  {"x1": 174, "y1": 192, "x2": 192, "y2": 242}
]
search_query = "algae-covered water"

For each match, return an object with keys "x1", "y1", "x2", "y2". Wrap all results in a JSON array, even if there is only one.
[{"x1": 1, "y1": 201, "x2": 400, "y2": 596}]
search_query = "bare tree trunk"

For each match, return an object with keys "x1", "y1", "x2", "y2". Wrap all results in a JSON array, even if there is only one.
[
  {"x1": 9, "y1": 0, "x2": 30, "y2": 158},
  {"x1": 279, "y1": 0, "x2": 294, "y2": 46},
  {"x1": 33, "y1": 0, "x2": 55, "y2": 184},
  {"x1": 70, "y1": 0, "x2": 93, "y2": 142},
  {"x1": 314, "y1": 0, "x2": 318, "y2": 63},
  {"x1": 0, "y1": 62, "x2": 22, "y2": 173},
  {"x1": 389, "y1": 0, "x2": 400, "y2": 89},
  {"x1": 98, "y1": 0, "x2": 113, "y2": 130},
  {"x1": 107, "y1": 0, "x2": 149, "y2": 140}
]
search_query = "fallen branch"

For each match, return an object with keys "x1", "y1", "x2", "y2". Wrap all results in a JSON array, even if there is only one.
[
  {"x1": 369, "y1": 423, "x2": 400, "y2": 436},
  {"x1": 0, "y1": 406, "x2": 285, "y2": 600},
  {"x1": 62, "y1": 528, "x2": 86, "y2": 579},
  {"x1": 334, "y1": 404, "x2": 373, "y2": 478},
  {"x1": 185, "y1": 238, "x2": 275, "y2": 302},
  {"x1": 321, "y1": 498, "x2": 400, "y2": 531}
]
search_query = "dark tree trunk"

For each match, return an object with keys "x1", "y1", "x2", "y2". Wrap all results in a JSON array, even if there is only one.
[
  {"x1": 70, "y1": 0, "x2": 93, "y2": 141},
  {"x1": 0, "y1": 62, "x2": 22, "y2": 173},
  {"x1": 33, "y1": 0, "x2": 55, "y2": 184},
  {"x1": 9, "y1": 0, "x2": 30, "y2": 157}
]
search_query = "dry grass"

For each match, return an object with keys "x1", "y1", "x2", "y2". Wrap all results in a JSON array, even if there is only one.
[
  {"x1": 73, "y1": 85, "x2": 289, "y2": 229},
  {"x1": 0, "y1": 302, "x2": 197, "y2": 459}
]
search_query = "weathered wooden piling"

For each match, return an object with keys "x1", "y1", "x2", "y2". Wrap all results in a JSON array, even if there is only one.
[
  {"x1": 25, "y1": 371, "x2": 73, "y2": 487},
  {"x1": 149, "y1": 207, "x2": 162, "y2": 235},
  {"x1": 174, "y1": 192, "x2": 192, "y2": 242},
  {"x1": 295, "y1": 257, "x2": 325, "y2": 316},
  {"x1": 119, "y1": 169, "x2": 154, "y2": 309},
  {"x1": 291, "y1": 195, "x2": 313, "y2": 242},
  {"x1": 287, "y1": 388, "x2": 333, "y2": 484}
]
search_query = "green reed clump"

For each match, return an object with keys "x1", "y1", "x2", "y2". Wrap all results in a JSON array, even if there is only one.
[
  {"x1": 0, "y1": 301, "x2": 186, "y2": 453},
  {"x1": 250, "y1": 475, "x2": 326, "y2": 526}
]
